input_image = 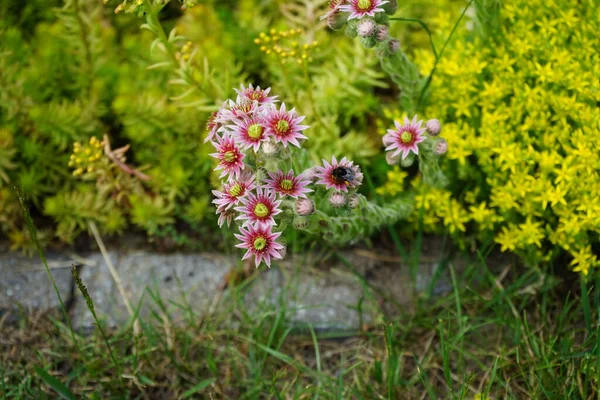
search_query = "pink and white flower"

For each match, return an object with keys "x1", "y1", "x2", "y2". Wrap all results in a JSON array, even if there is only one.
[
  {"x1": 209, "y1": 134, "x2": 245, "y2": 178},
  {"x1": 315, "y1": 156, "x2": 363, "y2": 192},
  {"x1": 235, "y1": 186, "x2": 282, "y2": 228},
  {"x1": 384, "y1": 116, "x2": 427, "y2": 160},
  {"x1": 263, "y1": 103, "x2": 309, "y2": 148},
  {"x1": 235, "y1": 224, "x2": 284, "y2": 268},
  {"x1": 217, "y1": 98, "x2": 259, "y2": 124},
  {"x1": 228, "y1": 115, "x2": 269, "y2": 152},
  {"x1": 212, "y1": 172, "x2": 256, "y2": 211},
  {"x1": 264, "y1": 169, "x2": 313, "y2": 199},
  {"x1": 204, "y1": 110, "x2": 222, "y2": 143},
  {"x1": 235, "y1": 84, "x2": 278, "y2": 105},
  {"x1": 339, "y1": 0, "x2": 388, "y2": 20}
]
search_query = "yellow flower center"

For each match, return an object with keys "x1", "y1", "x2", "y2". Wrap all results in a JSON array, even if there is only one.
[
  {"x1": 251, "y1": 91, "x2": 263, "y2": 100},
  {"x1": 357, "y1": 0, "x2": 372, "y2": 10},
  {"x1": 276, "y1": 119, "x2": 290, "y2": 133},
  {"x1": 253, "y1": 236, "x2": 267, "y2": 251},
  {"x1": 248, "y1": 124, "x2": 264, "y2": 139},
  {"x1": 254, "y1": 203, "x2": 269, "y2": 218},
  {"x1": 224, "y1": 151, "x2": 237, "y2": 163},
  {"x1": 229, "y1": 183, "x2": 243, "y2": 197},
  {"x1": 280, "y1": 179, "x2": 294, "y2": 191},
  {"x1": 400, "y1": 131, "x2": 413, "y2": 144}
]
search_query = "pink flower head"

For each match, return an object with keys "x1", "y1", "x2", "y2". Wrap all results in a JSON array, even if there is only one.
[
  {"x1": 264, "y1": 103, "x2": 309, "y2": 148},
  {"x1": 204, "y1": 110, "x2": 222, "y2": 143},
  {"x1": 217, "y1": 98, "x2": 259, "y2": 124},
  {"x1": 229, "y1": 115, "x2": 269, "y2": 152},
  {"x1": 265, "y1": 169, "x2": 313, "y2": 199},
  {"x1": 234, "y1": 224, "x2": 284, "y2": 268},
  {"x1": 212, "y1": 172, "x2": 256, "y2": 211},
  {"x1": 315, "y1": 156, "x2": 363, "y2": 192},
  {"x1": 339, "y1": 0, "x2": 388, "y2": 20},
  {"x1": 235, "y1": 186, "x2": 282, "y2": 228},
  {"x1": 209, "y1": 134, "x2": 245, "y2": 178},
  {"x1": 235, "y1": 84, "x2": 278, "y2": 105},
  {"x1": 385, "y1": 116, "x2": 427, "y2": 160}
]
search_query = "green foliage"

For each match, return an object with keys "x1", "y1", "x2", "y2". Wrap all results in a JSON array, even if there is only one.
[{"x1": 1, "y1": 0, "x2": 404, "y2": 250}]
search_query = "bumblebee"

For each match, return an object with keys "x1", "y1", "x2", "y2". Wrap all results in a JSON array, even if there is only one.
[{"x1": 331, "y1": 166, "x2": 355, "y2": 186}]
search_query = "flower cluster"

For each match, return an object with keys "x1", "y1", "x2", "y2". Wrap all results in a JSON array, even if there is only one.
[
  {"x1": 378, "y1": 0, "x2": 600, "y2": 274},
  {"x1": 209, "y1": 85, "x2": 363, "y2": 268},
  {"x1": 69, "y1": 136, "x2": 105, "y2": 177},
  {"x1": 322, "y1": 0, "x2": 400, "y2": 54},
  {"x1": 254, "y1": 29, "x2": 319, "y2": 64}
]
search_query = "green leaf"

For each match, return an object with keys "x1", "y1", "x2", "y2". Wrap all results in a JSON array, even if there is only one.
[
  {"x1": 182, "y1": 378, "x2": 216, "y2": 398},
  {"x1": 34, "y1": 367, "x2": 76, "y2": 400}
]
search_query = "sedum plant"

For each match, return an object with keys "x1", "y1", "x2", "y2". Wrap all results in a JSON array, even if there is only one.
[{"x1": 375, "y1": 0, "x2": 600, "y2": 274}]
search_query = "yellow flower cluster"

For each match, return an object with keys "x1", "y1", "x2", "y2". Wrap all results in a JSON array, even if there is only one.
[
  {"x1": 69, "y1": 136, "x2": 105, "y2": 177},
  {"x1": 254, "y1": 28, "x2": 319, "y2": 64},
  {"x1": 379, "y1": 0, "x2": 600, "y2": 274}
]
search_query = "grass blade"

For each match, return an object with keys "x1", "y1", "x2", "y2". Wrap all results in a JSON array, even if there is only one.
[
  {"x1": 34, "y1": 367, "x2": 76, "y2": 400},
  {"x1": 182, "y1": 378, "x2": 216, "y2": 398}
]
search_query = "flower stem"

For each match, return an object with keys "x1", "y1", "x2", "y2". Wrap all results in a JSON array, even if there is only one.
[
  {"x1": 418, "y1": 0, "x2": 476, "y2": 107},
  {"x1": 389, "y1": 17, "x2": 438, "y2": 60}
]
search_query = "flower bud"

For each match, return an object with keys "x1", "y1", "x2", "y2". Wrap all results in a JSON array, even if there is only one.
[
  {"x1": 375, "y1": 25, "x2": 389, "y2": 42},
  {"x1": 327, "y1": 10, "x2": 347, "y2": 31},
  {"x1": 329, "y1": 192, "x2": 346, "y2": 207},
  {"x1": 278, "y1": 244, "x2": 287, "y2": 259},
  {"x1": 360, "y1": 35, "x2": 377, "y2": 48},
  {"x1": 293, "y1": 216, "x2": 310, "y2": 229},
  {"x1": 387, "y1": 38, "x2": 401, "y2": 55},
  {"x1": 400, "y1": 153, "x2": 415, "y2": 167},
  {"x1": 303, "y1": 166, "x2": 319, "y2": 182},
  {"x1": 382, "y1": 133, "x2": 394, "y2": 147},
  {"x1": 357, "y1": 19, "x2": 376, "y2": 37},
  {"x1": 425, "y1": 118, "x2": 442, "y2": 136},
  {"x1": 433, "y1": 138, "x2": 448, "y2": 156},
  {"x1": 344, "y1": 23, "x2": 358, "y2": 38},
  {"x1": 295, "y1": 198, "x2": 315, "y2": 216},
  {"x1": 386, "y1": 151, "x2": 400, "y2": 166},
  {"x1": 348, "y1": 193, "x2": 361, "y2": 209},
  {"x1": 382, "y1": 0, "x2": 398, "y2": 15},
  {"x1": 261, "y1": 139, "x2": 278, "y2": 156}
]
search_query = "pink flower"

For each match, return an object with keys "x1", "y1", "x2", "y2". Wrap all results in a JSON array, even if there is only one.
[
  {"x1": 228, "y1": 115, "x2": 269, "y2": 152},
  {"x1": 315, "y1": 156, "x2": 363, "y2": 192},
  {"x1": 209, "y1": 134, "x2": 245, "y2": 178},
  {"x1": 264, "y1": 169, "x2": 313, "y2": 199},
  {"x1": 235, "y1": 224, "x2": 284, "y2": 267},
  {"x1": 212, "y1": 172, "x2": 256, "y2": 211},
  {"x1": 339, "y1": 0, "x2": 388, "y2": 20},
  {"x1": 264, "y1": 103, "x2": 309, "y2": 148},
  {"x1": 217, "y1": 98, "x2": 259, "y2": 124},
  {"x1": 385, "y1": 116, "x2": 427, "y2": 160},
  {"x1": 235, "y1": 84, "x2": 278, "y2": 105},
  {"x1": 235, "y1": 186, "x2": 282, "y2": 228}
]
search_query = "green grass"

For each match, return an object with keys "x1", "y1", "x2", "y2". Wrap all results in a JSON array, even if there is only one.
[{"x1": 1, "y1": 249, "x2": 599, "y2": 399}]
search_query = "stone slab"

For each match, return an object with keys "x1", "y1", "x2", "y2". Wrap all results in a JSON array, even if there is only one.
[
  {"x1": 0, "y1": 252, "x2": 74, "y2": 313},
  {"x1": 72, "y1": 251, "x2": 232, "y2": 328}
]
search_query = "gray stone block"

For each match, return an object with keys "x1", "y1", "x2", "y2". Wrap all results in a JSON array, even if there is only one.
[
  {"x1": 0, "y1": 253, "x2": 73, "y2": 312},
  {"x1": 72, "y1": 251, "x2": 232, "y2": 329}
]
